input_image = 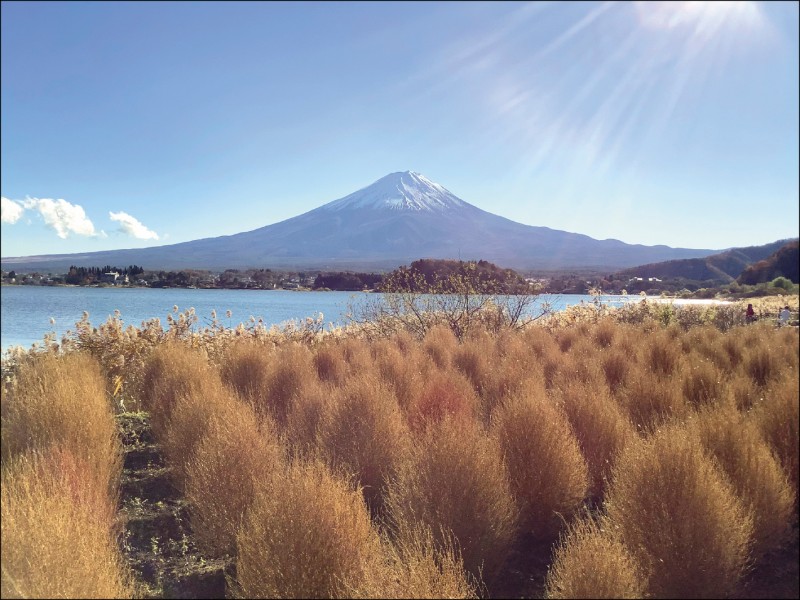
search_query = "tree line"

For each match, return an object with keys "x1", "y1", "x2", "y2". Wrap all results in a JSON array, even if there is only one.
[{"x1": 65, "y1": 265, "x2": 145, "y2": 285}]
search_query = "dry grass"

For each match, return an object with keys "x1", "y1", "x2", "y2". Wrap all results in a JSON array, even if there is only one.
[
  {"x1": 385, "y1": 418, "x2": 518, "y2": 583},
  {"x1": 752, "y1": 372, "x2": 800, "y2": 501},
  {"x1": 354, "y1": 524, "x2": 481, "y2": 599},
  {"x1": 339, "y1": 336, "x2": 374, "y2": 374},
  {"x1": 4, "y1": 303, "x2": 798, "y2": 600},
  {"x1": 556, "y1": 381, "x2": 635, "y2": 498},
  {"x1": 475, "y1": 344, "x2": 534, "y2": 422},
  {"x1": 521, "y1": 324, "x2": 560, "y2": 356},
  {"x1": 620, "y1": 370, "x2": 688, "y2": 435},
  {"x1": 722, "y1": 329, "x2": 745, "y2": 366},
  {"x1": 140, "y1": 341, "x2": 213, "y2": 439},
  {"x1": 1, "y1": 352, "x2": 121, "y2": 502},
  {"x1": 604, "y1": 424, "x2": 754, "y2": 598},
  {"x1": 218, "y1": 339, "x2": 273, "y2": 405},
  {"x1": 372, "y1": 339, "x2": 426, "y2": 415},
  {"x1": 745, "y1": 344, "x2": 779, "y2": 388},
  {"x1": 491, "y1": 387, "x2": 588, "y2": 540},
  {"x1": 730, "y1": 371, "x2": 761, "y2": 411},
  {"x1": 185, "y1": 401, "x2": 284, "y2": 557},
  {"x1": 681, "y1": 354, "x2": 728, "y2": 408},
  {"x1": 422, "y1": 324, "x2": 458, "y2": 370},
  {"x1": 592, "y1": 318, "x2": 617, "y2": 349},
  {"x1": 688, "y1": 405, "x2": 795, "y2": 559},
  {"x1": 285, "y1": 385, "x2": 336, "y2": 458},
  {"x1": 1, "y1": 450, "x2": 135, "y2": 599},
  {"x1": 235, "y1": 459, "x2": 381, "y2": 598},
  {"x1": 313, "y1": 342, "x2": 349, "y2": 385},
  {"x1": 407, "y1": 369, "x2": 480, "y2": 433},
  {"x1": 645, "y1": 328, "x2": 682, "y2": 376},
  {"x1": 316, "y1": 374, "x2": 410, "y2": 512},
  {"x1": 556, "y1": 340, "x2": 607, "y2": 390},
  {"x1": 159, "y1": 375, "x2": 243, "y2": 490},
  {"x1": 544, "y1": 512, "x2": 646, "y2": 599},
  {"x1": 555, "y1": 323, "x2": 588, "y2": 353},
  {"x1": 258, "y1": 342, "x2": 314, "y2": 426},
  {"x1": 452, "y1": 341, "x2": 490, "y2": 396}
]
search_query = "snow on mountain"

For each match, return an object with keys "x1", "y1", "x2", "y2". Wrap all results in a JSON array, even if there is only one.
[
  {"x1": 322, "y1": 171, "x2": 467, "y2": 212},
  {"x1": 1, "y1": 171, "x2": 719, "y2": 272}
]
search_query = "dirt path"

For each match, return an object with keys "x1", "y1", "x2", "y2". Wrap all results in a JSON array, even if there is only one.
[{"x1": 117, "y1": 413, "x2": 233, "y2": 599}]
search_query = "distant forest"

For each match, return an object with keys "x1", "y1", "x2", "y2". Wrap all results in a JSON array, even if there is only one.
[
  {"x1": 313, "y1": 272, "x2": 383, "y2": 291},
  {"x1": 311, "y1": 259, "x2": 533, "y2": 294},
  {"x1": 65, "y1": 265, "x2": 145, "y2": 285},
  {"x1": 738, "y1": 241, "x2": 799, "y2": 285},
  {"x1": 377, "y1": 259, "x2": 532, "y2": 294}
]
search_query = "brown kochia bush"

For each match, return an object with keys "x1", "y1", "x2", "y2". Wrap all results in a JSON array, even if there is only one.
[
  {"x1": 544, "y1": 513, "x2": 646, "y2": 599},
  {"x1": 556, "y1": 381, "x2": 635, "y2": 498},
  {"x1": 215, "y1": 340, "x2": 314, "y2": 427},
  {"x1": 185, "y1": 401, "x2": 284, "y2": 557},
  {"x1": 218, "y1": 339, "x2": 273, "y2": 405},
  {"x1": 681, "y1": 355, "x2": 727, "y2": 408},
  {"x1": 475, "y1": 345, "x2": 535, "y2": 423},
  {"x1": 600, "y1": 347, "x2": 632, "y2": 393},
  {"x1": 556, "y1": 324, "x2": 588, "y2": 353},
  {"x1": 373, "y1": 338, "x2": 427, "y2": 415},
  {"x1": 235, "y1": 460, "x2": 381, "y2": 598},
  {"x1": 407, "y1": 369, "x2": 480, "y2": 433},
  {"x1": 620, "y1": 370, "x2": 688, "y2": 435},
  {"x1": 261, "y1": 342, "x2": 315, "y2": 426},
  {"x1": 316, "y1": 374, "x2": 410, "y2": 511},
  {"x1": 159, "y1": 375, "x2": 243, "y2": 490},
  {"x1": 604, "y1": 425, "x2": 754, "y2": 599},
  {"x1": 745, "y1": 344, "x2": 778, "y2": 388},
  {"x1": 385, "y1": 418, "x2": 518, "y2": 583},
  {"x1": 521, "y1": 325, "x2": 560, "y2": 360},
  {"x1": 422, "y1": 324, "x2": 458, "y2": 370},
  {"x1": 140, "y1": 341, "x2": 213, "y2": 438},
  {"x1": 688, "y1": 405, "x2": 795, "y2": 559},
  {"x1": 313, "y1": 342, "x2": 348, "y2": 385},
  {"x1": 452, "y1": 341, "x2": 490, "y2": 395},
  {"x1": 645, "y1": 329, "x2": 682, "y2": 376},
  {"x1": 591, "y1": 318, "x2": 617, "y2": 349},
  {"x1": 1, "y1": 450, "x2": 135, "y2": 599},
  {"x1": 353, "y1": 523, "x2": 480, "y2": 599},
  {"x1": 1, "y1": 352, "x2": 121, "y2": 501},
  {"x1": 285, "y1": 385, "x2": 335, "y2": 458},
  {"x1": 752, "y1": 373, "x2": 799, "y2": 501},
  {"x1": 491, "y1": 387, "x2": 589, "y2": 540}
]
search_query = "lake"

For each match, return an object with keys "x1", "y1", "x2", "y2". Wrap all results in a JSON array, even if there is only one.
[{"x1": 0, "y1": 285, "x2": 641, "y2": 351}]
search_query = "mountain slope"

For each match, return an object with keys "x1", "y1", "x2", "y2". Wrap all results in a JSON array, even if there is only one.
[
  {"x1": 615, "y1": 239, "x2": 797, "y2": 282},
  {"x1": 738, "y1": 241, "x2": 800, "y2": 284},
  {"x1": 1, "y1": 171, "x2": 717, "y2": 272}
]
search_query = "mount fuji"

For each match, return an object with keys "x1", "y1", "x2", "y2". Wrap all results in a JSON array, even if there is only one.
[{"x1": 1, "y1": 171, "x2": 717, "y2": 272}]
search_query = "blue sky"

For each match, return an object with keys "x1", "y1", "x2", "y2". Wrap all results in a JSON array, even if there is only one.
[{"x1": 2, "y1": 1, "x2": 798, "y2": 258}]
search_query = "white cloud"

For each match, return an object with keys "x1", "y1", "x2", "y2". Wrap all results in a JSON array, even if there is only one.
[
  {"x1": 109, "y1": 211, "x2": 160, "y2": 240},
  {"x1": 21, "y1": 197, "x2": 101, "y2": 238},
  {"x1": 1, "y1": 196, "x2": 25, "y2": 224}
]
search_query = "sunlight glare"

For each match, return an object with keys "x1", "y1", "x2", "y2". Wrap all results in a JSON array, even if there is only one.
[{"x1": 636, "y1": 1, "x2": 763, "y2": 38}]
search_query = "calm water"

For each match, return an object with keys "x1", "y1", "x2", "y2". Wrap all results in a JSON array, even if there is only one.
[{"x1": 0, "y1": 285, "x2": 632, "y2": 351}]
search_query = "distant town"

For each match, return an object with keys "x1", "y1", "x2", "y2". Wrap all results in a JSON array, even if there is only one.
[
  {"x1": 0, "y1": 262, "x2": 628, "y2": 295},
  {"x1": 1, "y1": 266, "x2": 324, "y2": 291},
  {"x1": 2, "y1": 256, "x2": 797, "y2": 300}
]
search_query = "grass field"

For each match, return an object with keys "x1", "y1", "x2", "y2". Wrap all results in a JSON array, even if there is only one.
[{"x1": 2, "y1": 295, "x2": 798, "y2": 598}]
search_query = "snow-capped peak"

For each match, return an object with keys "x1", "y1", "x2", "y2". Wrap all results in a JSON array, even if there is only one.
[{"x1": 322, "y1": 171, "x2": 467, "y2": 213}]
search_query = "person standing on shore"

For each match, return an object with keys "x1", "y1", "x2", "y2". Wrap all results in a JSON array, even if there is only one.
[{"x1": 778, "y1": 306, "x2": 790, "y2": 327}]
